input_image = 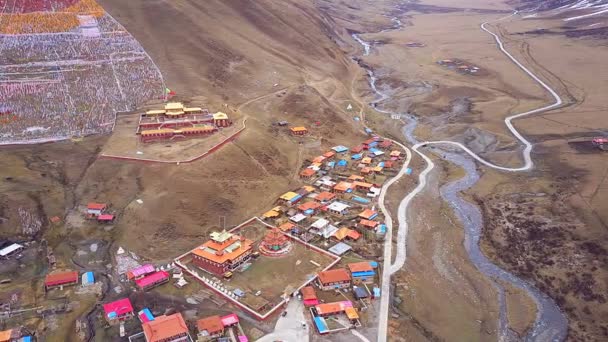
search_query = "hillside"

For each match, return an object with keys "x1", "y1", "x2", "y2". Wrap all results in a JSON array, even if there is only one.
[{"x1": 98, "y1": 0, "x2": 354, "y2": 105}]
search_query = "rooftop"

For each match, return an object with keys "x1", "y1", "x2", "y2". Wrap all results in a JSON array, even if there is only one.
[
  {"x1": 87, "y1": 202, "x2": 106, "y2": 210},
  {"x1": 213, "y1": 112, "x2": 229, "y2": 120},
  {"x1": 358, "y1": 209, "x2": 378, "y2": 220},
  {"x1": 135, "y1": 271, "x2": 169, "y2": 288},
  {"x1": 315, "y1": 191, "x2": 336, "y2": 202},
  {"x1": 142, "y1": 313, "x2": 188, "y2": 342},
  {"x1": 359, "y1": 219, "x2": 379, "y2": 228},
  {"x1": 279, "y1": 191, "x2": 299, "y2": 201},
  {"x1": 45, "y1": 271, "x2": 78, "y2": 285},
  {"x1": 301, "y1": 286, "x2": 318, "y2": 301},
  {"x1": 348, "y1": 262, "x2": 374, "y2": 273},
  {"x1": 333, "y1": 227, "x2": 361, "y2": 241},
  {"x1": 298, "y1": 201, "x2": 321, "y2": 211},
  {"x1": 315, "y1": 300, "x2": 353, "y2": 315},
  {"x1": 0, "y1": 243, "x2": 22, "y2": 257},
  {"x1": 196, "y1": 315, "x2": 224, "y2": 335},
  {"x1": 300, "y1": 168, "x2": 316, "y2": 177},
  {"x1": 192, "y1": 233, "x2": 253, "y2": 264},
  {"x1": 334, "y1": 181, "x2": 354, "y2": 192},
  {"x1": 329, "y1": 242, "x2": 352, "y2": 256},
  {"x1": 318, "y1": 268, "x2": 350, "y2": 284},
  {"x1": 311, "y1": 218, "x2": 330, "y2": 229},
  {"x1": 327, "y1": 201, "x2": 350, "y2": 212},
  {"x1": 103, "y1": 298, "x2": 134, "y2": 318},
  {"x1": 165, "y1": 102, "x2": 184, "y2": 110},
  {"x1": 278, "y1": 222, "x2": 295, "y2": 232}
]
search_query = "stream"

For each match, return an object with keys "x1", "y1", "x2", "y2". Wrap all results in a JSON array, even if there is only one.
[{"x1": 352, "y1": 14, "x2": 568, "y2": 342}]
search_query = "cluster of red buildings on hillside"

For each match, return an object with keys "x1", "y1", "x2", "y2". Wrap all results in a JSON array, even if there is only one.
[{"x1": 102, "y1": 297, "x2": 191, "y2": 342}]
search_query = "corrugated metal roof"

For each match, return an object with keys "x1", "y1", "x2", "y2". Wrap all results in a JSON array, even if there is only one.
[{"x1": 135, "y1": 271, "x2": 169, "y2": 288}]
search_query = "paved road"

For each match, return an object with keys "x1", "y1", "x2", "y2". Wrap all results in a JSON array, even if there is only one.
[
  {"x1": 373, "y1": 10, "x2": 565, "y2": 342},
  {"x1": 418, "y1": 11, "x2": 563, "y2": 172},
  {"x1": 256, "y1": 299, "x2": 310, "y2": 342},
  {"x1": 376, "y1": 142, "x2": 411, "y2": 342}
]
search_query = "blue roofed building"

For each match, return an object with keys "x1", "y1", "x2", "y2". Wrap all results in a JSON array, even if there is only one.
[
  {"x1": 331, "y1": 145, "x2": 349, "y2": 153},
  {"x1": 347, "y1": 262, "x2": 376, "y2": 285}
]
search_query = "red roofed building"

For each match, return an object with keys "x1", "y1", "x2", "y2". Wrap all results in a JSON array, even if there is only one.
[
  {"x1": 323, "y1": 151, "x2": 336, "y2": 159},
  {"x1": 317, "y1": 269, "x2": 351, "y2": 290},
  {"x1": 300, "y1": 168, "x2": 316, "y2": 179},
  {"x1": 103, "y1": 298, "x2": 134, "y2": 324},
  {"x1": 278, "y1": 222, "x2": 295, "y2": 232},
  {"x1": 45, "y1": 271, "x2": 78, "y2": 290},
  {"x1": 359, "y1": 219, "x2": 379, "y2": 229},
  {"x1": 142, "y1": 313, "x2": 189, "y2": 342},
  {"x1": 314, "y1": 191, "x2": 336, "y2": 204},
  {"x1": 314, "y1": 301, "x2": 353, "y2": 316},
  {"x1": 358, "y1": 209, "x2": 378, "y2": 220},
  {"x1": 97, "y1": 214, "x2": 115, "y2": 223},
  {"x1": 350, "y1": 145, "x2": 365, "y2": 154},
  {"x1": 379, "y1": 140, "x2": 393, "y2": 149},
  {"x1": 333, "y1": 182, "x2": 354, "y2": 194},
  {"x1": 297, "y1": 201, "x2": 322, "y2": 213},
  {"x1": 301, "y1": 286, "x2": 319, "y2": 306},
  {"x1": 197, "y1": 315, "x2": 224, "y2": 339},
  {"x1": 135, "y1": 271, "x2": 170, "y2": 291},
  {"x1": 190, "y1": 231, "x2": 253, "y2": 276},
  {"x1": 353, "y1": 181, "x2": 373, "y2": 192},
  {"x1": 86, "y1": 202, "x2": 106, "y2": 217},
  {"x1": 363, "y1": 137, "x2": 380, "y2": 146}
]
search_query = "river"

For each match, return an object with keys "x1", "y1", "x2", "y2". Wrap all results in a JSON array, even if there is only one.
[{"x1": 351, "y1": 13, "x2": 568, "y2": 342}]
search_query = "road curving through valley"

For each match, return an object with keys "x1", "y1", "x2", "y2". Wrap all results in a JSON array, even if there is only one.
[{"x1": 353, "y1": 10, "x2": 568, "y2": 342}]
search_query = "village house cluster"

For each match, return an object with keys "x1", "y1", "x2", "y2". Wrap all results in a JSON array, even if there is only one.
[
  {"x1": 100, "y1": 296, "x2": 247, "y2": 342},
  {"x1": 137, "y1": 102, "x2": 232, "y2": 143},
  {"x1": 252, "y1": 136, "x2": 405, "y2": 335},
  {"x1": 265, "y1": 136, "x2": 406, "y2": 251},
  {"x1": 14, "y1": 135, "x2": 405, "y2": 340}
]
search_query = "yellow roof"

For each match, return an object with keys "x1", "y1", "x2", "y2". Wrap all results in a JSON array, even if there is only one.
[
  {"x1": 213, "y1": 112, "x2": 229, "y2": 120},
  {"x1": 165, "y1": 102, "x2": 184, "y2": 110},
  {"x1": 180, "y1": 126, "x2": 215, "y2": 132},
  {"x1": 291, "y1": 126, "x2": 307, "y2": 132},
  {"x1": 263, "y1": 210, "x2": 280, "y2": 218},
  {"x1": 362, "y1": 157, "x2": 372, "y2": 164},
  {"x1": 184, "y1": 107, "x2": 202, "y2": 112},
  {"x1": 302, "y1": 185, "x2": 315, "y2": 193},
  {"x1": 345, "y1": 307, "x2": 359, "y2": 320},
  {"x1": 165, "y1": 111, "x2": 185, "y2": 116},
  {"x1": 280, "y1": 192, "x2": 299, "y2": 201},
  {"x1": 333, "y1": 227, "x2": 350, "y2": 240},
  {"x1": 141, "y1": 128, "x2": 175, "y2": 136},
  {"x1": 146, "y1": 109, "x2": 166, "y2": 115},
  {"x1": 373, "y1": 166, "x2": 383, "y2": 172}
]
